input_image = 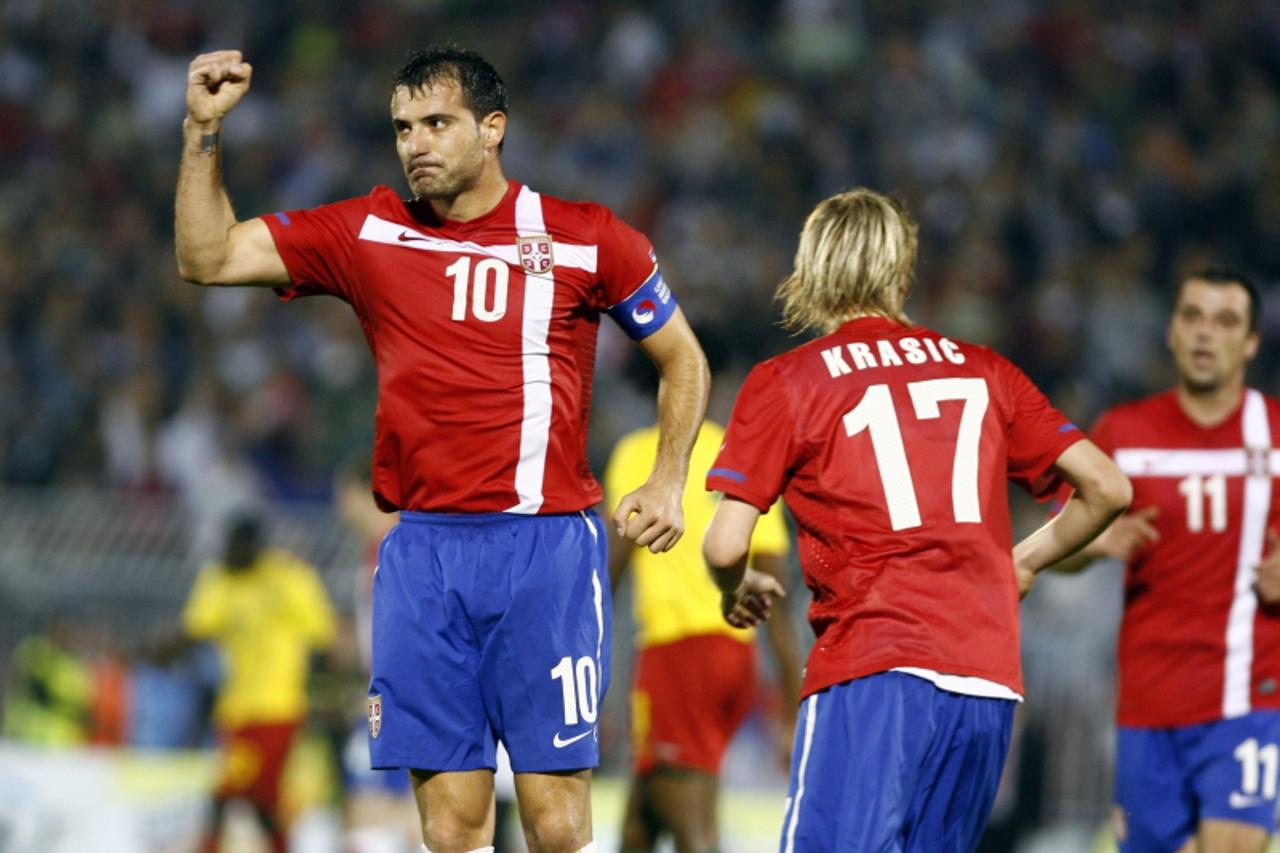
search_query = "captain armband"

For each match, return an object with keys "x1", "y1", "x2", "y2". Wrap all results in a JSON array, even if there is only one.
[{"x1": 606, "y1": 267, "x2": 678, "y2": 340}]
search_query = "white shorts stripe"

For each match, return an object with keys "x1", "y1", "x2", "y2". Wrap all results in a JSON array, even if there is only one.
[
  {"x1": 358, "y1": 214, "x2": 598, "y2": 272},
  {"x1": 784, "y1": 694, "x2": 819, "y2": 853},
  {"x1": 507, "y1": 187, "x2": 555, "y2": 514},
  {"x1": 1224, "y1": 390, "x2": 1272, "y2": 717}
]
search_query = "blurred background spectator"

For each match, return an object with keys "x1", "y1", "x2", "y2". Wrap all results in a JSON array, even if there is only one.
[{"x1": 0, "y1": 1, "x2": 1277, "y2": 850}]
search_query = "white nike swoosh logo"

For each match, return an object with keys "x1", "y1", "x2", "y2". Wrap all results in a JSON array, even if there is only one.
[
  {"x1": 1229, "y1": 792, "x2": 1264, "y2": 809},
  {"x1": 552, "y1": 730, "x2": 592, "y2": 748}
]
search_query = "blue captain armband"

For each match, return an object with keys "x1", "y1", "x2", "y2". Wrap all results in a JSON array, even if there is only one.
[{"x1": 607, "y1": 267, "x2": 678, "y2": 340}]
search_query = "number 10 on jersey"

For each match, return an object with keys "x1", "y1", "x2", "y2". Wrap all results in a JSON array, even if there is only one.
[
  {"x1": 843, "y1": 378, "x2": 990, "y2": 532},
  {"x1": 447, "y1": 256, "x2": 509, "y2": 322}
]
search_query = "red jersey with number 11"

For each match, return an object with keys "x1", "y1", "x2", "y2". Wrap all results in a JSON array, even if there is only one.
[
  {"x1": 1086, "y1": 390, "x2": 1280, "y2": 727},
  {"x1": 707, "y1": 317, "x2": 1082, "y2": 699}
]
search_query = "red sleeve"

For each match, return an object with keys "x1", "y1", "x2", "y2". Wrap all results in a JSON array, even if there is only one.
[
  {"x1": 594, "y1": 206, "x2": 658, "y2": 307},
  {"x1": 1000, "y1": 356, "x2": 1084, "y2": 499},
  {"x1": 706, "y1": 362, "x2": 795, "y2": 511},
  {"x1": 261, "y1": 196, "x2": 369, "y2": 303}
]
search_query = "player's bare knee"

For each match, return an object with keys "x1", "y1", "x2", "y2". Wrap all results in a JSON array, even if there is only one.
[
  {"x1": 421, "y1": 811, "x2": 491, "y2": 853},
  {"x1": 521, "y1": 810, "x2": 590, "y2": 853}
]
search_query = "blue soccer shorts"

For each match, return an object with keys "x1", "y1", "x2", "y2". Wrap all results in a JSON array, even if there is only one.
[
  {"x1": 1115, "y1": 711, "x2": 1280, "y2": 851},
  {"x1": 367, "y1": 510, "x2": 610, "y2": 774},
  {"x1": 779, "y1": 671, "x2": 1015, "y2": 852}
]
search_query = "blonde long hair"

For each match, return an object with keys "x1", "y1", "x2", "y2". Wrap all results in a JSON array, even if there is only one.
[{"x1": 777, "y1": 188, "x2": 919, "y2": 334}]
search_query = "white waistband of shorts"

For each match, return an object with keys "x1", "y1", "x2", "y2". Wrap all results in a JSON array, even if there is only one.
[{"x1": 891, "y1": 667, "x2": 1023, "y2": 702}]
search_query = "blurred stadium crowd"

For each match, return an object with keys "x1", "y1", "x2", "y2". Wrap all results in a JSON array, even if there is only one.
[
  {"x1": 2, "y1": 0, "x2": 1279, "y2": 850},
  {"x1": 2, "y1": 0, "x2": 1279, "y2": 496}
]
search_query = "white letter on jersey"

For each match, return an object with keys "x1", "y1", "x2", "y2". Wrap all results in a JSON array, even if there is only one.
[
  {"x1": 877, "y1": 340, "x2": 904, "y2": 367},
  {"x1": 847, "y1": 343, "x2": 877, "y2": 370},
  {"x1": 899, "y1": 338, "x2": 928, "y2": 364},
  {"x1": 822, "y1": 346, "x2": 853, "y2": 378},
  {"x1": 939, "y1": 338, "x2": 965, "y2": 364}
]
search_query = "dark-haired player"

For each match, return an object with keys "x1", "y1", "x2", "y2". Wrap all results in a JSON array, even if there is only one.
[
  {"x1": 1056, "y1": 270, "x2": 1280, "y2": 853},
  {"x1": 175, "y1": 46, "x2": 709, "y2": 853}
]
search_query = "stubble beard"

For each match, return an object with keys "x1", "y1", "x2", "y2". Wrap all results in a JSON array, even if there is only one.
[{"x1": 409, "y1": 146, "x2": 485, "y2": 201}]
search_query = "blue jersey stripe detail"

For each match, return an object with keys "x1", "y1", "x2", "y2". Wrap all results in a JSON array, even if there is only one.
[
  {"x1": 708, "y1": 467, "x2": 747, "y2": 483},
  {"x1": 273, "y1": 211, "x2": 292, "y2": 226},
  {"x1": 1059, "y1": 423, "x2": 1079, "y2": 433}
]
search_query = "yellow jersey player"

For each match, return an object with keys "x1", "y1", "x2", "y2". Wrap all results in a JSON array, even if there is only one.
[
  {"x1": 182, "y1": 512, "x2": 336, "y2": 853},
  {"x1": 607, "y1": 420, "x2": 801, "y2": 853}
]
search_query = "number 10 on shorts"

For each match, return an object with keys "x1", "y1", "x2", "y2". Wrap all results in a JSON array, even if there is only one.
[{"x1": 551, "y1": 656, "x2": 599, "y2": 725}]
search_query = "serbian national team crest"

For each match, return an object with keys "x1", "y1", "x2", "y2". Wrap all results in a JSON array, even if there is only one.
[
  {"x1": 517, "y1": 235, "x2": 554, "y2": 274},
  {"x1": 367, "y1": 694, "x2": 382, "y2": 739}
]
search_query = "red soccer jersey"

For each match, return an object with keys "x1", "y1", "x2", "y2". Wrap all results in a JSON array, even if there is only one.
[
  {"x1": 707, "y1": 317, "x2": 1082, "y2": 699},
  {"x1": 263, "y1": 180, "x2": 664, "y2": 513},
  {"x1": 1088, "y1": 389, "x2": 1280, "y2": 727}
]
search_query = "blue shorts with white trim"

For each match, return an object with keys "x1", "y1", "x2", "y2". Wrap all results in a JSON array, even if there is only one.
[
  {"x1": 367, "y1": 510, "x2": 610, "y2": 774},
  {"x1": 780, "y1": 671, "x2": 1014, "y2": 853},
  {"x1": 1115, "y1": 711, "x2": 1280, "y2": 852}
]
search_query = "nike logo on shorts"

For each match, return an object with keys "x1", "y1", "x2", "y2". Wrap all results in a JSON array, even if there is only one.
[
  {"x1": 1229, "y1": 792, "x2": 1264, "y2": 809},
  {"x1": 553, "y1": 729, "x2": 592, "y2": 748},
  {"x1": 397, "y1": 231, "x2": 429, "y2": 243}
]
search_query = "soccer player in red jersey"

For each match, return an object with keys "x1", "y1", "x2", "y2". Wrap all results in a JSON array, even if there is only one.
[
  {"x1": 175, "y1": 47, "x2": 709, "y2": 853},
  {"x1": 702, "y1": 189, "x2": 1130, "y2": 852},
  {"x1": 1055, "y1": 270, "x2": 1280, "y2": 853}
]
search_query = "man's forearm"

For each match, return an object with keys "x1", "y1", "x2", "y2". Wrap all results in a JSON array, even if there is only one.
[
  {"x1": 1014, "y1": 493, "x2": 1124, "y2": 576},
  {"x1": 175, "y1": 117, "x2": 237, "y2": 283},
  {"x1": 649, "y1": 348, "x2": 710, "y2": 486}
]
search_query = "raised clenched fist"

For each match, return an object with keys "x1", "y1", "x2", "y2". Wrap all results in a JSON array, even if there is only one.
[{"x1": 186, "y1": 50, "x2": 253, "y2": 126}]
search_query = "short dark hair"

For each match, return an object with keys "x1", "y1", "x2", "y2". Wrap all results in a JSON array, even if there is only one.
[
  {"x1": 1180, "y1": 268, "x2": 1262, "y2": 332},
  {"x1": 393, "y1": 46, "x2": 508, "y2": 121},
  {"x1": 223, "y1": 510, "x2": 265, "y2": 570}
]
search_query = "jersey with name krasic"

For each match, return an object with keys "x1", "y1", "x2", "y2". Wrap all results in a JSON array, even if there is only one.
[
  {"x1": 1087, "y1": 389, "x2": 1280, "y2": 727},
  {"x1": 263, "y1": 180, "x2": 671, "y2": 513},
  {"x1": 707, "y1": 317, "x2": 1082, "y2": 699}
]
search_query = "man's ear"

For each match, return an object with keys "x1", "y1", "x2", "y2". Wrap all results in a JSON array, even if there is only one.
[{"x1": 483, "y1": 111, "x2": 507, "y2": 150}]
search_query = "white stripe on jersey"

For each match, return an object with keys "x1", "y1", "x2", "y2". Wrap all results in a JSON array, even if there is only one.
[
  {"x1": 1114, "y1": 446, "x2": 1280, "y2": 478},
  {"x1": 507, "y1": 187, "x2": 555, "y2": 514},
  {"x1": 784, "y1": 694, "x2": 819, "y2": 853},
  {"x1": 1224, "y1": 390, "x2": 1272, "y2": 717},
  {"x1": 358, "y1": 214, "x2": 599, "y2": 272}
]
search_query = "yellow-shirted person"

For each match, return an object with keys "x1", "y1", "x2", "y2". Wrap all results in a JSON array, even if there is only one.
[
  {"x1": 182, "y1": 512, "x2": 336, "y2": 853},
  {"x1": 607, "y1": 421, "x2": 802, "y2": 853}
]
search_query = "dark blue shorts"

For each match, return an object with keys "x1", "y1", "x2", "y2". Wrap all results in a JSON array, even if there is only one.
[
  {"x1": 780, "y1": 671, "x2": 1015, "y2": 852},
  {"x1": 1115, "y1": 711, "x2": 1280, "y2": 851},
  {"x1": 367, "y1": 510, "x2": 610, "y2": 774}
]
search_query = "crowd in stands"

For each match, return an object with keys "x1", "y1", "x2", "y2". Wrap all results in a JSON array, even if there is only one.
[{"x1": 1, "y1": 0, "x2": 1277, "y2": 500}]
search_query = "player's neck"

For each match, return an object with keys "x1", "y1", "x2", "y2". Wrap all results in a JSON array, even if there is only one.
[
  {"x1": 426, "y1": 165, "x2": 509, "y2": 223},
  {"x1": 1175, "y1": 380, "x2": 1245, "y2": 428}
]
